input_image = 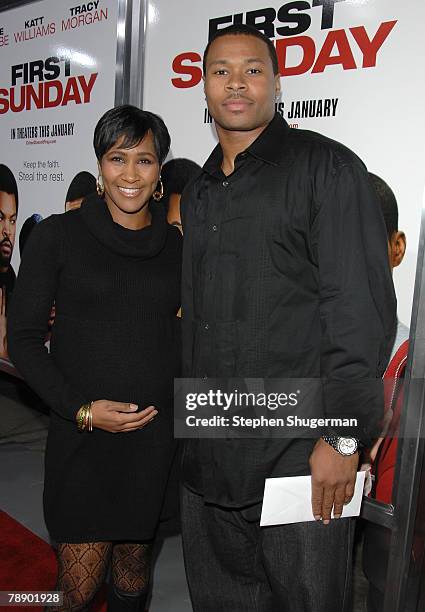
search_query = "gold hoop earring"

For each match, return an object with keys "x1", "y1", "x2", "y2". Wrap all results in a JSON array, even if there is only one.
[
  {"x1": 152, "y1": 177, "x2": 164, "y2": 202},
  {"x1": 96, "y1": 174, "x2": 104, "y2": 196}
]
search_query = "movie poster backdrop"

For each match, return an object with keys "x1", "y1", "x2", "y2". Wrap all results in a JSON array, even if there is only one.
[
  {"x1": 0, "y1": 0, "x2": 118, "y2": 367},
  {"x1": 143, "y1": 0, "x2": 425, "y2": 326}
]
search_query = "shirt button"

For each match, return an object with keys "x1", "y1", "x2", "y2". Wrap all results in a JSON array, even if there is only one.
[
  {"x1": 222, "y1": 180, "x2": 229, "y2": 187},
  {"x1": 212, "y1": 224, "x2": 218, "y2": 232},
  {"x1": 204, "y1": 323, "x2": 209, "y2": 330}
]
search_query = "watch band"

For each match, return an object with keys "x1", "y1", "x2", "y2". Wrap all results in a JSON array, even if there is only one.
[{"x1": 322, "y1": 435, "x2": 359, "y2": 456}]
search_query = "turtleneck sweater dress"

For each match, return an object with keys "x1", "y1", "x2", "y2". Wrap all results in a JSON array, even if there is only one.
[{"x1": 7, "y1": 193, "x2": 182, "y2": 543}]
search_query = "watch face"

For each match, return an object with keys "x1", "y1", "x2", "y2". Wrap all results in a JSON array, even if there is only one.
[{"x1": 337, "y1": 438, "x2": 357, "y2": 455}]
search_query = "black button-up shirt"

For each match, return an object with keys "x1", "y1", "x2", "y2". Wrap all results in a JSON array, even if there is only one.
[{"x1": 181, "y1": 114, "x2": 396, "y2": 507}]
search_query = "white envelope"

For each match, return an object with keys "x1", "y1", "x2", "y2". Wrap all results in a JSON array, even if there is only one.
[{"x1": 260, "y1": 471, "x2": 366, "y2": 526}]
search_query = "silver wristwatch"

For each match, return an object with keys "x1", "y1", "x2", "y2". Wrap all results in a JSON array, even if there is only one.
[{"x1": 322, "y1": 435, "x2": 359, "y2": 456}]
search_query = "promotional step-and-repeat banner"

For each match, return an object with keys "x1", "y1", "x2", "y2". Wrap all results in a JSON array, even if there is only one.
[
  {"x1": 0, "y1": 0, "x2": 118, "y2": 365},
  {"x1": 143, "y1": 0, "x2": 425, "y2": 327}
]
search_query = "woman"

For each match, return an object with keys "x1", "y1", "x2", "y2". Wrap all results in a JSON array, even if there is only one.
[{"x1": 7, "y1": 105, "x2": 182, "y2": 611}]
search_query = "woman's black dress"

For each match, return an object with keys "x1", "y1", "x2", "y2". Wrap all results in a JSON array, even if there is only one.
[{"x1": 7, "y1": 194, "x2": 182, "y2": 543}]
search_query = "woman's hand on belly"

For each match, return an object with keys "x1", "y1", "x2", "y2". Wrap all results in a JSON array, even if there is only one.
[{"x1": 91, "y1": 400, "x2": 158, "y2": 433}]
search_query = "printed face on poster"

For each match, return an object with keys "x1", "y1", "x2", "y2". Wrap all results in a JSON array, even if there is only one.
[
  {"x1": 0, "y1": 0, "x2": 118, "y2": 362},
  {"x1": 143, "y1": 0, "x2": 425, "y2": 326}
]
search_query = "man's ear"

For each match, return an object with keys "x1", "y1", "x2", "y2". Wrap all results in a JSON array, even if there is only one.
[
  {"x1": 274, "y1": 75, "x2": 281, "y2": 100},
  {"x1": 390, "y1": 231, "x2": 406, "y2": 268}
]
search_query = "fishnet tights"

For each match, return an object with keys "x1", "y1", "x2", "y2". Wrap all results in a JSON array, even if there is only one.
[
  {"x1": 51, "y1": 542, "x2": 111, "y2": 611},
  {"x1": 50, "y1": 541, "x2": 152, "y2": 611},
  {"x1": 112, "y1": 543, "x2": 152, "y2": 593}
]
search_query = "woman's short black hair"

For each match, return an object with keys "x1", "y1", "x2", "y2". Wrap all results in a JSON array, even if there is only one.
[
  {"x1": 0, "y1": 164, "x2": 18, "y2": 212},
  {"x1": 203, "y1": 24, "x2": 279, "y2": 76},
  {"x1": 93, "y1": 105, "x2": 171, "y2": 164}
]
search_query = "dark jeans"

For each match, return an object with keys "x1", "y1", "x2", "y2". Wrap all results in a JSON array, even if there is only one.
[{"x1": 181, "y1": 486, "x2": 355, "y2": 612}]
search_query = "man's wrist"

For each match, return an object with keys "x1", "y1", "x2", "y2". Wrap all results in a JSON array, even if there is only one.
[{"x1": 321, "y1": 435, "x2": 360, "y2": 456}]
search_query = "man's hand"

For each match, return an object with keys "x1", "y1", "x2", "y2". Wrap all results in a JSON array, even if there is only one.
[
  {"x1": 309, "y1": 437, "x2": 359, "y2": 525},
  {"x1": 90, "y1": 400, "x2": 158, "y2": 433}
]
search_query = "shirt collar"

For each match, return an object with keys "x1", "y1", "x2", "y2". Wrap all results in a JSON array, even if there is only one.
[{"x1": 202, "y1": 113, "x2": 292, "y2": 176}]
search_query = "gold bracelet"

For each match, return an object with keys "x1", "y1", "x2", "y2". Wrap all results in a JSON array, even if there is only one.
[
  {"x1": 88, "y1": 403, "x2": 93, "y2": 432},
  {"x1": 76, "y1": 405, "x2": 86, "y2": 431},
  {"x1": 83, "y1": 404, "x2": 90, "y2": 431},
  {"x1": 76, "y1": 402, "x2": 93, "y2": 432}
]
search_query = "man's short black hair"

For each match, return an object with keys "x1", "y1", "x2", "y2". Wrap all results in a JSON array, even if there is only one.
[
  {"x1": 65, "y1": 171, "x2": 96, "y2": 204},
  {"x1": 0, "y1": 164, "x2": 18, "y2": 212},
  {"x1": 161, "y1": 158, "x2": 202, "y2": 200},
  {"x1": 369, "y1": 173, "x2": 398, "y2": 239},
  {"x1": 93, "y1": 105, "x2": 171, "y2": 164},
  {"x1": 203, "y1": 24, "x2": 279, "y2": 76}
]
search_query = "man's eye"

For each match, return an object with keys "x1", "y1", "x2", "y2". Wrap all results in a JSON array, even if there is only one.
[
  {"x1": 11, "y1": 219, "x2": 16, "y2": 225},
  {"x1": 214, "y1": 69, "x2": 228, "y2": 75},
  {"x1": 247, "y1": 68, "x2": 261, "y2": 74},
  {"x1": 138, "y1": 159, "x2": 153, "y2": 164}
]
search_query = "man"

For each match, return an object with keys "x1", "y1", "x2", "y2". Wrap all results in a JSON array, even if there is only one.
[
  {"x1": 180, "y1": 24, "x2": 396, "y2": 611},
  {"x1": 65, "y1": 170, "x2": 96, "y2": 211},
  {"x1": 0, "y1": 164, "x2": 18, "y2": 300},
  {"x1": 362, "y1": 173, "x2": 408, "y2": 612},
  {"x1": 161, "y1": 158, "x2": 201, "y2": 232},
  {"x1": 0, "y1": 164, "x2": 18, "y2": 359}
]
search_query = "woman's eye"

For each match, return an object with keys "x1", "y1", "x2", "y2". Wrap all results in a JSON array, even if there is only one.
[
  {"x1": 138, "y1": 159, "x2": 153, "y2": 164},
  {"x1": 111, "y1": 156, "x2": 124, "y2": 163}
]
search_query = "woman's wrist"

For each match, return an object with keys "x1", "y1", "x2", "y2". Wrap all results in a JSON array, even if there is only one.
[{"x1": 76, "y1": 401, "x2": 93, "y2": 432}]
